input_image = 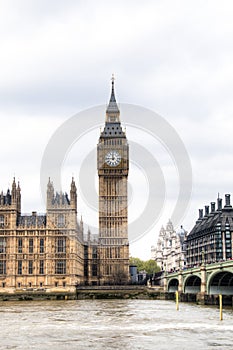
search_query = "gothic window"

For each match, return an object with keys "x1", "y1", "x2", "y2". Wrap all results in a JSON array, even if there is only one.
[
  {"x1": 55, "y1": 260, "x2": 66, "y2": 274},
  {"x1": 106, "y1": 265, "x2": 112, "y2": 275},
  {"x1": 39, "y1": 260, "x2": 44, "y2": 274},
  {"x1": 0, "y1": 260, "x2": 6, "y2": 274},
  {"x1": 0, "y1": 215, "x2": 4, "y2": 227},
  {"x1": 40, "y1": 238, "x2": 44, "y2": 254},
  {"x1": 106, "y1": 247, "x2": 112, "y2": 259},
  {"x1": 57, "y1": 214, "x2": 65, "y2": 227},
  {"x1": 56, "y1": 237, "x2": 66, "y2": 253},
  {"x1": 18, "y1": 238, "x2": 22, "y2": 253},
  {"x1": 29, "y1": 238, "x2": 33, "y2": 254},
  {"x1": 92, "y1": 264, "x2": 97, "y2": 276},
  {"x1": 0, "y1": 237, "x2": 6, "y2": 253},
  {"x1": 92, "y1": 247, "x2": 97, "y2": 259},
  {"x1": 115, "y1": 247, "x2": 120, "y2": 259},
  {"x1": 18, "y1": 260, "x2": 22, "y2": 275},
  {"x1": 28, "y1": 260, "x2": 33, "y2": 274}
]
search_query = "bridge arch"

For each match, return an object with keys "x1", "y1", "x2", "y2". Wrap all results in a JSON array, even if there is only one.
[
  {"x1": 207, "y1": 270, "x2": 233, "y2": 295},
  {"x1": 168, "y1": 278, "x2": 179, "y2": 292},
  {"x1": 184, "y1": 274, "x2": 201, "y2": 294}
]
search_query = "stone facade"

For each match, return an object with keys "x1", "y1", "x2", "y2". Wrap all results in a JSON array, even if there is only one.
[
  {"x1": 96, "y1": 77, "x2": 129, "y2": 285},
  {"x1": 0, "y1": 178, "x2": 84, "y2": 293},
  {"x1": 151, "y1": 220, "x2": 187, "y2": 272},
  {"x1": 0, "y1": 79, "x2": 129, "y2": 292}
]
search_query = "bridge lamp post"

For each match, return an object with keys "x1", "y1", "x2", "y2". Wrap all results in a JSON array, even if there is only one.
[
  {"x1": 201, "y1": 250, "x2": 205, "y2": 266},
  {"x1": 178, "y1": 257, "x2": 181, "y2": 270}
]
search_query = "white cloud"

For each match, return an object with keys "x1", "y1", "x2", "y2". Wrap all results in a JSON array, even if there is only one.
[{"x1": 0, "y1": 0, "x2": 233, "y2": 259}]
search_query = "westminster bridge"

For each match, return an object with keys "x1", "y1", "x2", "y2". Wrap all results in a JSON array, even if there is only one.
[{"x1": 162, "y1": 260, "x2": 233, "y2": 299}]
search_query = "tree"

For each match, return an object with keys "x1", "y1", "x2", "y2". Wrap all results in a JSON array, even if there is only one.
[
  {"x1": 129, "y1": 257, "x2": 144, "y2": 271},
  {"x1": 143, "y1": 259, "x2": 160, "y2": 274},
  {"x1": 129, "y1": 257, "x2": 160, "y2": 274}
]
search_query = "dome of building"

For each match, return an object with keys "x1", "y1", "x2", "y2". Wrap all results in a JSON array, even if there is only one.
[{"x1": 176, "y1": 225, "x2": 186, "y2": 237}]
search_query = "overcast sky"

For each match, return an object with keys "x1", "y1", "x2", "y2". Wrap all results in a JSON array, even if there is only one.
[{"x1": 1, "y1": 0, "x2": 233, "y2": 259}]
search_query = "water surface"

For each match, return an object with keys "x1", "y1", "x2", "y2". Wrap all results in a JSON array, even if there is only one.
[{"x1": 0, "y1": 299, "x2": 232, "y2": 349}]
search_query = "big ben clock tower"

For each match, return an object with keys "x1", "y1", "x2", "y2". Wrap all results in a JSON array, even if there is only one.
[{"x1": 97, "y1": 76, "x2": 129, "y2": 284}]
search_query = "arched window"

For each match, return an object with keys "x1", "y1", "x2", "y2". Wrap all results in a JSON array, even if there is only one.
[
  {"x1": 0, "y1": 215, "x2": 4, "y2": 227},
  {"x1": 0, "y1": 237, "x2": 6, "y2": 253},
  {"x1": 57, "y1": 214, "x2": 65, "y2": 227}
]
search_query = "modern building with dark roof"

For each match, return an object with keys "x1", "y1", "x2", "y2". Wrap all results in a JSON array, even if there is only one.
[{"x1": 186, "y1": 194, "x2": 233, "y2": 266}]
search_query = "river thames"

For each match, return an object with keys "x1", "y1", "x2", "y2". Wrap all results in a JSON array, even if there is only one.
[{"x1": 0, "y1": 299, "x2": 232, "y2": 349}]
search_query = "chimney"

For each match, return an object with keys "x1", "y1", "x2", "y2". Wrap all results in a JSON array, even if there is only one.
[
  {"x1": 198, "y1": 209, "x2": 203, "y2": 220},
  {"x1": 211, "y1": 202, "x2": 216, "y2": 213},
  {"x1": 205, "y1": 205, "x2": 209, "y2": 216},
  {"x1": 217, "y1": 197, "x2": 222, "y2": 211},
  {"x1": 225, "y1": 194, "x2": 232, "y2": 208}
]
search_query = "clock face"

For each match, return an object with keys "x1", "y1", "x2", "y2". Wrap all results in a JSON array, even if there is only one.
[{"x1": 105, "y1": 150, "x2": 121, "y2": 167}]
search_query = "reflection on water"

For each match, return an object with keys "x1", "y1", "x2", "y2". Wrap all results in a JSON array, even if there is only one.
[{"x1": 0, "y1": 299, "x2": 232, "y2": 349}]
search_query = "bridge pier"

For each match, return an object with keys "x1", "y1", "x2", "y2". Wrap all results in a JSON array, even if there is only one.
[
  {"x1": 180, "y1": 293, "x2": 197, "y2": 303},
  {"x1": 200, "y1": 265, "x2": 206, "y2": 294},
  {"x1": 163, "y1": 273, "x2": 167, "y2": 292},
  {"x1": 196, "y1": 292, "x2": 205, "y2": 305},
  {"x1": 196, "y1": 265, "x2": 207, "y2": 305},
  {"x1": 178, "y1": 272, "x2": 183, "y2": 293}
]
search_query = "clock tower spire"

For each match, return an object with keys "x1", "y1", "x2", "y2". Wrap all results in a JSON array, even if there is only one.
[
  {"x1": 106, "y1": 74, "x2": 120, "y2": 121},
  {"x1": 97, "y1": 77, "x2": 129, "y2": 285}
]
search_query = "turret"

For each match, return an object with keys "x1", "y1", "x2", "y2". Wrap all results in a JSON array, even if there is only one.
[
  {"x1": 46, "y1": 177, "x2": 77, "y2": 230},
  {"x1": 0, "y1": 191, "x2": 3, "y2": 206},
  {"x1": 46, "y1": 178, "x2": 54, "y2": 208},
  {"x1": 70, "y1": 177, "x2": 77, "y2": 211},
  {"x1": 87, "y1": 227, "x2": 91, "y2": 244},
  {"x1": 16, "y1": 181, "x2": 21, "y2": 214},
  {"x1": 80, "y1": 215, "x2": 84, "y2": 234},
  {"x1": 11, "y1": 177, "x2": 17, "y2": 204},
  {"x1": 0, "y1": 179, "x2": 21, "y2": 229}
]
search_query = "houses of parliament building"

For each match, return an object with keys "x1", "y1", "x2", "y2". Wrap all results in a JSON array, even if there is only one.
[{"x1": 0, "y1": 79, "x2": 130, "y2": 294}]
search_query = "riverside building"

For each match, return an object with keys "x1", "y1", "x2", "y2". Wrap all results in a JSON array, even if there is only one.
[
  {"x1": 186, "y1": 194, "x2": 233, "y2": 266},
  {"x1": 0, "y1": 178, "x2": 84, "y2": 293},
  {"x1": 0, "y1": 79, "x2": 129, "y2": 294},
  {"x1": 151, "y1": 220, "x2": 187, "y2": 272}
]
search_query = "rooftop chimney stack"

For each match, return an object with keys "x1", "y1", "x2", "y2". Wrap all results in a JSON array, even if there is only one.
[
  {"x1": 217, "y1": 197, "x2": 222, "y2": 211},
  {"x1": 198, "y1": 209, "x2": 203, "y2": 220},
  {"x1": 211, "y1": 202, "x2": 216, "y2": 213},
  {"x1": 225, "y1": 194, "x2": 232, "y2": 208},
  {"x1": 205, "y1": 205, "x2": 209, "y2": 216}
]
